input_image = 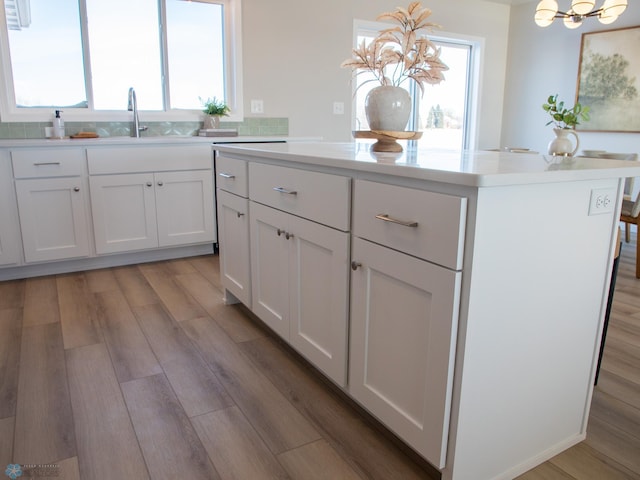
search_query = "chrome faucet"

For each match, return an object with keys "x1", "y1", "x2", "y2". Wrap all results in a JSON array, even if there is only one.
[{"x1": 127, "y1": 87, "x2": 148, "y2": 137}]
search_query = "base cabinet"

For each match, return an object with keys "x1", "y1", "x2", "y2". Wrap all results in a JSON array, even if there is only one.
[
  {"x1": 90, "y1": 170, "x2": 215, "y2": 254},
  {"x1": 15, "y1": 177, "x2": 90, "y2": 263},
  {"x1": 0, "y1": 152, "x2": 21, "y2": 266},
  {"x1": 349, "y1": 237, "x2": 461, "y2": 469},
  {"x1": 250, "y1": 201, "x2": 350, "y2": 386}
]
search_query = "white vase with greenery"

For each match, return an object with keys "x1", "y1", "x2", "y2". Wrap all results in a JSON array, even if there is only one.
[
  {"x1": 542, "y1": 94, "x2": 590, "y2": 156},
  {"x1": 200, "y1": 96, "x2": 230, "y2": 129},
  {"x1": 341, "y1": 2, "x2": 448, "y2": 132}
]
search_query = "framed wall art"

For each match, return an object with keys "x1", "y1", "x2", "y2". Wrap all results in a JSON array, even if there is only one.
[{"x1": 576, "y1": 26, "x2": 640, "y2": 133}]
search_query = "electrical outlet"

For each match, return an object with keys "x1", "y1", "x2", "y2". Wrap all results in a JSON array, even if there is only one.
[
  {"x1": 250, "y1": 99, "x2": 264, "y2": 114},
  {"x1": 333, "y1": 101, "x2": 344, "y2": 115},
  {"x1": 588, "y1": 187, "x2": 616, "y2": 215}
]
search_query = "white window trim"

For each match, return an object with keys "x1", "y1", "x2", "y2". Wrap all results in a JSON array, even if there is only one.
[
  {"x1": 351, "y1": 19, "x2": 484, "y2": 151},
  {"x1": 0, "y1": 0, "x2": 244, "y2": 123}
]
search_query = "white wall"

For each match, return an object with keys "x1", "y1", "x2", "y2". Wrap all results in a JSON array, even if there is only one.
[
  {"x1": 501, "y1": 1, "x2": 640, "y2": 154},
  {"x1": 242, "y1": 0, "x2": 512, "y2": 144}
]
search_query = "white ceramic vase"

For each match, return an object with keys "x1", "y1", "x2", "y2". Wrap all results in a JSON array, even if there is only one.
[
  {"x1": 547, "y1": 128, "x2": 579, "y2": 156},
  {"x1": 203, "y1": 115, "x2": 220, "y2": 129},
  {"x1": 365, "y1": 86, "x2": 411, "y2": 132}
]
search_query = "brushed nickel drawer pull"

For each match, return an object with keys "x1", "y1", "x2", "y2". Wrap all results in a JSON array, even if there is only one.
[
  {"x1": 33, "y1": 162, "x2": 61, "y2": 166},
  {"x1": 273, "y1": 187, "x2": 297, "y2": 195},
  {"x1": 351, "y1": 261, "x2": 362, "y2": 271},
  {"x1": 285, "y1": 232, "x2": 294, "y2": 240},
  {"x1": 219, "y1": 172, "x2": 235, "y2": 179},
  {"x1": 236, "y1": 212, "x2": 245, "y2": 218},
  {"x1": 157, "y1": 181, "x2": 164, "y2": 186},
  {"x1": 73, "y1": 187, "x2": 80, "y2": 192},
  {"x1": 146, "y1": 182, "x2": 153, "y2": 187},
  {"x1": 277, "y1": 228, "x2": 284, "y2": 236},
  {"x1": 375, "y1": 214, "x2": 418, "y2": 228}
]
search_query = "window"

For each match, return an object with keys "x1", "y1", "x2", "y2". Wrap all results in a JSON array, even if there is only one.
[
  {"x1": 353, "y1": 21, "x2": 480, "y2": 150},
  {"x1": 0, "y1": 0, "x2": 242, "y2": 121}
]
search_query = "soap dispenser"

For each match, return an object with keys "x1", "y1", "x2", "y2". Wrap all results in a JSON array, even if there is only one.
[{"x1": 52, "y1": 110, "x2": 65, "y2": 139}]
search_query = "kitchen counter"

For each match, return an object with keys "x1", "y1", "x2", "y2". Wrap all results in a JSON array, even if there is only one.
[
  {"x1": 213, "y1": 141, "x2": 634, "y2": 480},
  {"x1": 214, "y1": 141, "x2": 640, "y2": 186},
  {"x1": 0, "y1": 135, "x2": 316, "y2": 148}
]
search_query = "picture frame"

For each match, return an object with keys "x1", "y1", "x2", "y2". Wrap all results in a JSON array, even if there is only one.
[{"x1": 575, "y1": 26, "x2": 640, "y2": 133}]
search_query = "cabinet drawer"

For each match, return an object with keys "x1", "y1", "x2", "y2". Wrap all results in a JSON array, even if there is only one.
[
  {"x1": 353, "y1": 180, "x2": 466, "y2": 270},
  {"x1": 87, "y1": 144, "x2": 212, "y2": 174},
  {"x1": 12, "y1": 148, "x2": 85, "y2": 178},
  {"x1": 216, "y1": 155, "x2": 248, "y2": 197},
  {"x1": 249, "y1": 162, "x2": 350, "y2": 231}
]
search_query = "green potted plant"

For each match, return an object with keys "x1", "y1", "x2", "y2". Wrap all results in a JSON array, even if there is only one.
[
  {"x1": 340, "y1": 2, "x2": 448, "y2": 132},
  {"x1": 542, "y1": 94, "x2": 590, "y2": 156},
  {"x1": 200, "y1": 96, "x2": 230, "y2": 129},
  {"x1": 542, "y1": 94, "x2": 590, "y2": 129}
]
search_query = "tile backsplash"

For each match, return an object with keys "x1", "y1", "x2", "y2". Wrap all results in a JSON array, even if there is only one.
[{"x1": 0, "y1": 117, "x2": 288, "y2": 139}]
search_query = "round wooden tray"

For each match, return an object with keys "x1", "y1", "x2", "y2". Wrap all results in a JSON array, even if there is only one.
[{"x1": 353, "y1": 130, "x2": 422, "y2": 152}]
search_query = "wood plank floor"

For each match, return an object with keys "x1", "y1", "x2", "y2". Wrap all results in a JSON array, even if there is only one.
[{"x1": 0, "y1": 247, "x2": 638, "y2": 479}]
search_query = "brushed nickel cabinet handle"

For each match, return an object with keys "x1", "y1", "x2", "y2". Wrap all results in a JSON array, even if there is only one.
[
  {"x1": 375, "y1": 213, "x2": 418, "y2": 228},
  {"x1": 73, "y1": 187, "x2": 80, "y2": 192},
  {"x1": 33, "y1": 162, "x2": 61, "y2": 166},
  {"x1": 219, "y1": 172, "x2": 235, "y2": 179},
  {"x1": 285, "y1": 232, "x2": 294, "y2": 240},
  {"x1": 277, "y1": 228, "x2": 284, "y2": 236},
  {"x1": 273, "y1": 187, "x2": 297, "y2": 195},
  {"x1": 351, "y1": 261, "x2": 362, "y2": 271},
  {"x1": 157, "y1": 181, "x2": 164, "y2": 186},
  {"x1": 146, "y1": 182, "x2": 153, "y2": 187},
  {"x1": 236, "y1": 212, "x2": 245, "y2": 218}
]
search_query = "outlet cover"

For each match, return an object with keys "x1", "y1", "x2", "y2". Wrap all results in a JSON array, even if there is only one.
[
  {"x1": 251, "y1": 99, "x2": 264, "y2": 114},
  {"x1": 588, "y1": 187, "x2": 616, "y2": 215},
  {"x1": 333, "y1": 102, "x2": 344, "y2": 115}
]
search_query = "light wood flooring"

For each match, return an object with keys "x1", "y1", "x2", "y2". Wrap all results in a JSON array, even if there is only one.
[{"x1": 0, "y1": 244, "x2": 638, "y2": 479}]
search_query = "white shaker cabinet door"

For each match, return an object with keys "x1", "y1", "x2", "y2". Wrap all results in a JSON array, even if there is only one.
[
  {"x1": 90, "y1": 173, "x2": 158, "y2": 254},
  {"x1": 217, "y1": 189, "x2": 251, "y2": 307},
  {"x1": 287, "y1": 214, "x2": 349, "y2": 387},
  {"x1": 349, "y1": 237, "x2": 461, "y2": 469},
  {"x1": 250, "y1": 201, "x2": 290, "y2": 340},
  {"x1": 155, "y1": 170, "x2": 215, "y2": 247},
  {"x1": 15, "y1": 177, "x2": 90, "y2": 263}
]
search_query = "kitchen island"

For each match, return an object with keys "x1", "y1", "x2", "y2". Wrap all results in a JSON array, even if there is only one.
[{"x1": 213, "y1": 141, "x2": 640, "y2": 480}]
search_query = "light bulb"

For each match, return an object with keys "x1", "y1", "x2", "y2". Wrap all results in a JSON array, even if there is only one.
[
  {"x1": 598, "y1": 11, "x2": 618, "y2": 24},
  {"x1": 601, "y1": 0, "x2": 627, "y2": 17},
  {"x1": 564, "y1": 11, "x2": 583, "y2": 28},
  {"x1": 535, "y1": 0, "x2": 559, "y2": 24},
  {"x1": 571, "y1": 0, "x2": 595, "y2": 15},
  {"x1": 535, "y1": 15, "x2": 555, "y2": 26}
]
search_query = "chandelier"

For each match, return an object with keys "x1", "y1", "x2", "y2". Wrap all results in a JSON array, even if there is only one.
[{"x1": 535, "y1": 0, "x2": 627, "y2": 28}]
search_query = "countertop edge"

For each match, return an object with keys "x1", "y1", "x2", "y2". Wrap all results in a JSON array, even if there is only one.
[{"x1": 214, "y1": 143, "x2": 640, "y2": 188}]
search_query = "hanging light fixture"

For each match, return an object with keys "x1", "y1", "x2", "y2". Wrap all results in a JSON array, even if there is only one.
[{"x1": 534, "y1": 0, "x2": 627, "y2": 28}]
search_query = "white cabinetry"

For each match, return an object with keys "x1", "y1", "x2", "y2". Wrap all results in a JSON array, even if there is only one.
[
  {"x1": 88, "y1": 145, "x2": 215, "y2": 255},
  {"x1": 216, "y1": 156, "x2": 251, "y2": 306},
  {"x1": 12, "y1": 148, "x2": 90, "y2": 263},
  {"x1": 349, "y1": 180, "x2": 466, "y2": 468},
  {"x1": 248, "y1": 162, "x2": 351, "y2": 386},
  {"x1": 0, "y1": 150, "x2": 21, "y2": 266}
]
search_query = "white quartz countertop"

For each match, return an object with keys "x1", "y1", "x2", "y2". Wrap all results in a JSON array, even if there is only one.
[
  {"x1": 214, "y1": 141, "x2": 640, "y2": 187},
  {"x1": 0, "y1": 135, "x2": 315, "y2": 148}
]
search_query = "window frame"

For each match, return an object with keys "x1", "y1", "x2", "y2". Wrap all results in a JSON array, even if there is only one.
[
  {"x1": 0, "y1": 0, "x2": 244, "y2": 123},
  {"x1": 351, "y1": 19, "x2": 483, "y2": 151}
]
